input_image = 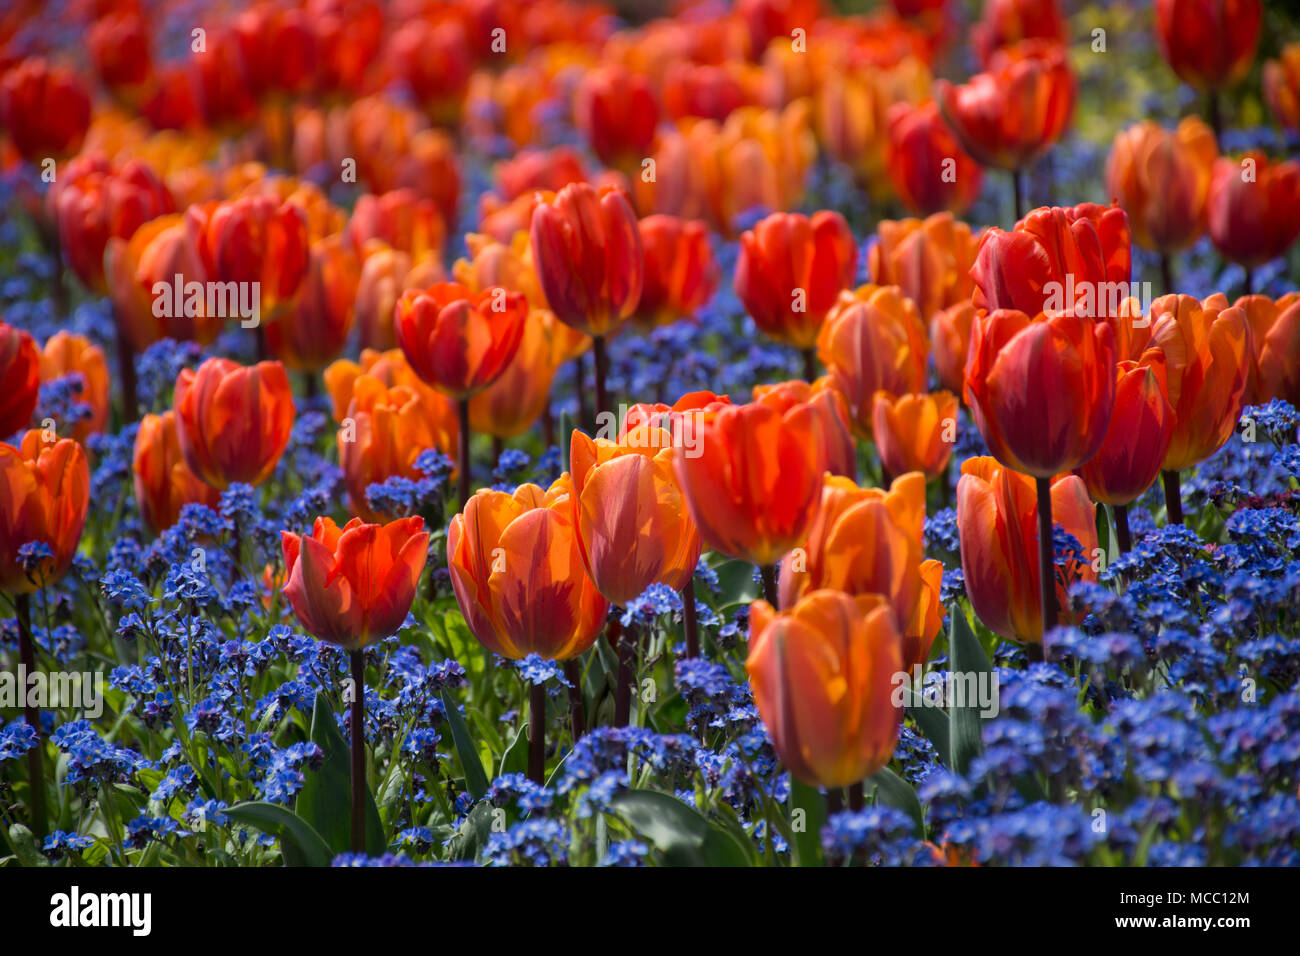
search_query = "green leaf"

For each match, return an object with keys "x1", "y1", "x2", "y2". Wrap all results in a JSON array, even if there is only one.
[
  {"x1": 7, "y1": 824, "x2": 49, "y2": 867},
  {"x1": 499, "y1": 722, "x2": 529, "y2": 778},
  {"x1": 441, "y1": 689, "x2": 489, "y2": 801},
  {"x1": 446, "y1": 801, "x2": 495, "y2": 863},
  {"x1": 947, "y1": 604, "x2": 993, "y2": 776},
  {"x1": 224, "y1": 802, "x2": 334, "y2": 867},
  {"x1": 901, "y1": 686, "x2": 950, "y2": 766},
  {"x1": 608, "y1": 790, "x2": 750, "y2": 867},
  {"x1": 295, "y1": 694, "x2": 384, "y2": 856},
  {"x1": 787, "y1": 777, "x2": 826, "y2": 867},
  {"x1": 560, "y1": 410, "x2": 574, "y2": 472},
  {"x1": 866, "y1": 766, "x2": 924, "y2": 837},
  {"x1": 712, "y1": 557, "x2": 761, "y2": 610}
]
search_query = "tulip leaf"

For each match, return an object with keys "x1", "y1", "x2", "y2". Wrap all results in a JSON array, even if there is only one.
[
  {"x1": 294, "y1": 694, "x2": 384, "y2": 856},
  {"x1": 446, "y1": 801, "x2": 495, "y2": 863},
  {"x1": 499, "y1": 721, "x2": 529, "y2": 778},
  {"x1": 6, "y1": 824, "x2": 49, "y2": 868},
  {"x1": 441, "y1": 689, "x2": 490, "y2": 801},
  {"x1": 223, "y1": 802, "x2": 335, "y2": 867},
  {"x1": 712, "y1": 558, "x2": 762, "y2": 610},
  {"x1": 609, "y1": 789, "x2": 750, "y2": 867},
  {"x1": 787, "y1": 777, "x2": 826, "y2": 867},
  {"x1": 901, "y1": 685, "x2": 951, "y2": 767},
  {"x1": 946, "y1": 604, "x2": 993, "y2": 776},
  {"x1": 866, "y1": 766, "x2": 925, "y2": 837}
]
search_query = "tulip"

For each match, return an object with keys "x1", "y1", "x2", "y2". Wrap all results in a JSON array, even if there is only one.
[
  {"x1": 173, "y1": 358, "x2": 296, "y2": 490},
  {"x1": 354, "y1": 247, "x2": 445, "y2": 351},
  {"x1": 192, "y1": 27, "x2": 258, "y2": 129},
  {"x1": 747, "y1": 590, "x2": 904, "y2": 789},
  {"x1": 735, "y1": 211, "x2": 858, "y2": 371},
  {"x1": 673, "y1": 401, "x2": 827, "y2": 600},
  {"x1": 391, "y1": 130, "x2": 462, "y2": 232},
  {"x1": 265, "y1": 235, "x2": 361, "y2": 373},
  {"x1": 530, "y1": 183, "x2": 644, "y2": 420},
  {"x1": 1154, "y1": 0, "x2": 1261, "y2": 134},
  {"x1": 132, "y1": 410, "x2": 222, "y2": 534},
  {"x1": 872, "y1": 391, "x2": 958, "y2": 482},
  {"x1": 662, "y1": 61, "x2": 756, "y2": 123},
  {"x1": 312, "y1": 0, "x2": 384, "y2": 99},
  {"x1": 282, "y1": 513, "x2": 428, "y2": 850},
  {"x1": 1145, "y1": 294, "x2": 1251, "y2": 523},
  {"x1": 930, "y1": 301, "x2": 976, "y2": 397},
  {"x1": 468, "y1": 312, "x2": 564, "y2": 441},
  {"x1": 971, "y1": 202, "x2": 1132, "y2": 320},
  {"x1": 1206, "y1": 154, "x2": 1300, "y2": 282},
  {"x1": 936, "y1": 41, "x2": 1075, "y2": 216},
  {"x1": 885, "y1": 101, "x2": 984, "y2": 217},
  {"x1": 0, "y1": 58, "x2": 91, "y2": 161},
  {"x1": 574, "y1": 65, "x2": 660, "y2": 171},
  {"x1": 816, "y1": 285, "x2": 929, "y2": 439},
  {"x1": 1239, "y1": 293, "x2": 1300, "y2": 407},
  {"x1": 385, "y1": 17, "x2": 472, "y2": 124},
  {"x1": 634, "y1": 216, "x2": 720, "y2": 328},
  {"x1": 958, "y1": 457, "x2": 1097, "y2": 646},
  {"x1": 779, "y1": 471, "x2": 944, "y2": 673},
  {"x1": 345, "y1": 189, "x2": 447, "y2": 264},
  {"x1": 51, "y1": 155, "x2": 175, "y2": 295},
  {"x1": 89, "y1": 11, "x2": 154, "y2": 104},
  {"x1": 0, "y1": 322, "x2": 40, "y2": 441},
  {"x1": 622, "y1": 391, "x2": 733, "y2": 436},
  {"x1": 0, "y1": 432, "x2": 89, "y2": 594},
  {"x1": 972, "y1": 0, "x2": 1067, "y2": 65},
  {"x1": 38, "y1": 332, "x2": 110, "y2": 443},
  {"x1": 751, "y1": 379, "x2": 857, "y2": 481},
  {"x1": 495, "y1": 147, "x2": 588, "y2": 201},
  {"x1": 1264, "y1": 43, "x2": 1300, "y2": 133},
  {"x1": 1074, "y1": 350, "x2": 1176, "y2": 551},
  {"x1": 869, "y1": 213, "x2": 980, "y2": 324}
]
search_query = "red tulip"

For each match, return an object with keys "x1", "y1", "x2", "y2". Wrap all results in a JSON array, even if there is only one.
[
  {"x1": 574, "y1": 65, "x2": 660, "y2": 170},
  {"x1": 0, "y1": 322, "x2": 40, "y2": 441},
  {"x1": 0, "y1": 58, "x2": 91, "y2": 161},
  {"x1": 186, "y1": 196, "x2": 311, "y2": 320},
  {"x1": 1155, "y1": 0, "x2": 1261, "y2": 92},
  {"x1": 1206, "y1": 154, "x2": 1300, "y2": 268},
  {"x1": 635, "y1": 215, "x2": 720, "y2": 328},
  {"x1": 132, "y1": 411, "x2": 221, "y2": 534},
  {"x1": 885, "y1": 101, "x2": 984, "y2": 217}
]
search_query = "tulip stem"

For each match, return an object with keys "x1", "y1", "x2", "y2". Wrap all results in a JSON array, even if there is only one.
[
  {"x1": 574, "y1": 354, "x2": 590, "y2": 432},
  {"x1": 457, "y1": 398, "x2": 471, "y2": 510},
  {"x1": 801, "y1": 348, "x2": 817, "y2": 383},
  {"x1": 613, "y1": 619, "x2": 634, "y2": 727},
  {"x1": 1010, "y1": 168, "x2": 1024, "y2": 224},
  {"x1": 1159, "y1": 253, "x2": 1176, "y2": 297},
  {"x1": 682, "y1": 578, "x2": 700, "y2": 659},
  {"x1": 528, "y1": 681, "x2": 546, "y2": 785},
  {"x1": 349, "y1": 649, "x2": 366, "y2": 853},
  {"x1": 301, "y1": 371, "x2": 318, "y2": 400},
  {"x1": 593, "y1": 335, "x2": 610, "y2": 423},
  {"x1": 112, "y1": 314, "x2": 139, "y2": 425},
  {"x1": 564, "y1": 659, "x2": 585, "y2": 741},
  {"x1": 1162, "y1": 469, "x2": 1184, "y2": 525},
  {"x1": 1207, "y1": 89, "x2": 1222, "y2": 141},
  {"x1": 491, "y1": 435, "x2": 503, "y2": 468},
  {"x1": 1034, "y1": 476, "x2": 1058, "y2": 638},
  {"x1": 847, "y1": 782, "x2": 864, "y2": 812},
  {"x1": 1113, "y1": 503, "x2": 1132, "y2": 553},
  {"x1": 41, "y1": 226, "x2": 68, "y2": 321},
  {"x1": 759, "y1": 565, "x2": 778, "y2": 607},
  {"x1": 1242, "y1": 267, "x2": 1253, "y2": 297},
  {"x1": 825, "y1": 788, "x2": 843, "y2": 816},
  {"x1": 17, "y1": 594, "x2": 46, "y2": 838}
]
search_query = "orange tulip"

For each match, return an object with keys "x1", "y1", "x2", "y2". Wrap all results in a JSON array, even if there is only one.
[
  {"x1": 662, "y1": 60, "x2": 756, "y2": 123},
  {"x1": 1155, "y1": 0, "x2": 1260, "y2": 93},
  {"x1": 747, "y1": 590, "x2": 903, "y2": 788},
  {"x1": 281, "y1": 516, "x2": 429, "y2": 650},
  {"x1": 1264, "y1": 43, "x2": 1300, "y2": 133},
  {"x1": 185, "y1": 196, "x2": 311, "y2": 320},
  {"x1": 0, "y1": 322, "x2": 40, "y2": 441},
  {"x1": 735, "y1": 211, "x2": 858, "y2": 351},
  {"x1": 345, "y1": 189, "x2": 447, "y2": 264},
  {"x1": 391, "y1": 129, "x2": 462, "y2": 231},
  {"x1": 634, "y1": 216, "x2": 720, "y2": 328},
  {"x1": 569, "y1": 426, "x2": 701, "y2": 606},
  {"x1": 964, "y1": 308, "x2": 1116, "y2": 478},
  {"x1": 930, "y1": 301, "x2": 976, "y2": 396},
  {"x1": 872, "y1": 391, "x2": 958, "y2": 481},
  {"x1": 530, "y1": 183, "x2": 645, "y2": 339},
  {"x1": 885, "y1": 101, "x2": 984, "y2": 217},
  {"x1": 673, "y1": 401, "x2": 826, "y2": 568},
  {"x1": 447, "y1": 481, "x2": 609, "y2": 661},
  {"x1": 394, "y1": 283, "x2": 527, "y2": 401},
  {"x1": 105, "y1": 214, "x2": 225, "y2": 353},
  {"x1": 265, "y1": 235, "x2": 360, "y2": 371},
  {"x1": 39, "y1": 332, "x2": 110, "y2": 443},
  {"x1": 1206, "y1": 154, "x2": 1300, "y2": 268},
  {"x1": 1239, "y1": 293, "x2": 1300, "y2": 407},
  {"x1": 869, "y1": 213, "x2": 980, "y2": 324},
  {"x1": 622, "y1": 391, "x2": 733, "y2": 437},
  {"x1": 1145, "y1": 294, "x2": 1251, "y2": 473},
  {"x1": 1105, "y1": 118, "x2": 1218, "y2": 255},
  {"x1": 574, "y1": 65, "x2": 660, "y2": 170},
  {"x1": 936, "y1": 40, "x2": 1074, "y2": 172},
  {"x1": 51, "y1": 155, "x2": 174, "y2": 294},
  {"x1": 173, "y1": 358, "x2": 296, "y2": 490},
  {"x1": 132, "y1": 410, "x2": 221, "y2": 534},
  {"x1": 816, "y1": 285, "x2": 929, "y2": 439},
  {"x1": 778, "y1": 472, "x2": 943, "y2": 672},
  {"x1": 957, "y1": 457, "x2": 1097, "y2": 645},
  {"x1": 453, "y1": 231, "x2": 551, "y2": 313},
  {"x1": 0, "y1": 58, "x2": 91, "y2": 161},
  {"x1": 751, "y1": 378, "x2": 857, "y2": 480},
  {"x1": 495, "y1": 147, "x2": 588, "y2": 202},
  {"x1": 1074, "y1": 350, "x2": 1176, "y2": 506},
  {"x1": 353, "y1": 247, "x2": 445, "y2": 352},
  {"x1": 0, "y1": 433, "x2": 89, "y2": 594},
  {"x1": 467, "y1": 312, "x2": 563, "y2": 440}
]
